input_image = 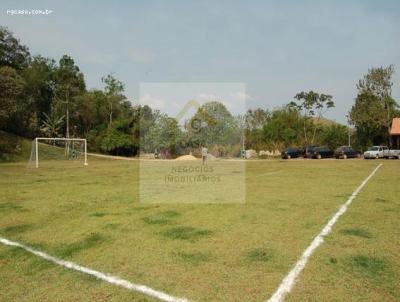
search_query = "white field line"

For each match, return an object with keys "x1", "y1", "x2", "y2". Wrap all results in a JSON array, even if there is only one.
[
  {"x1": 0, "y1": 237, "x2": 190, "y2": 302},
  {"x1": 267, "y1": 163, "x2": 383, "y2": 302}
]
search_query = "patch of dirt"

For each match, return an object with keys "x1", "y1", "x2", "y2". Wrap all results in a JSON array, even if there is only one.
[{"x1": 174, "y1": 155, "x2": 198, "y2": 161}]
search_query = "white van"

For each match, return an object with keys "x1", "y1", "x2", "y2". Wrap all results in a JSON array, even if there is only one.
[{"x1": 363, "y1": 146, "x2": 388, "y2": 159}]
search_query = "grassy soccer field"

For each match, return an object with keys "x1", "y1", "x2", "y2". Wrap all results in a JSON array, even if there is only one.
[{"x1": 0, "y1": 158, "x2": 399, "y2": 302}]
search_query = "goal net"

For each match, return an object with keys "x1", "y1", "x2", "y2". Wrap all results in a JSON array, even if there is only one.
[{"x1": 28, "y1": 137, "x2": 88, "y2": 168}]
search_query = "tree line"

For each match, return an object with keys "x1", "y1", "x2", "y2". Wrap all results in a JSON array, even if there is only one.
[{"x1": 1, "y1": 26, "x2": 399, "y2": 158}]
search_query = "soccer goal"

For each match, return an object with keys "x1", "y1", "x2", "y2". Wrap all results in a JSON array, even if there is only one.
[{"x1": 29, "y1": 137, "x2": 88, "y2": 168}]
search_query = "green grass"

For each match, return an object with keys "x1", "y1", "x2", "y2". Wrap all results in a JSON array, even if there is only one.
[
  {"x1": 339, "y1": 227, "x2": 372, "y2": 238},
  {"x1": 246, "y1": 248, "x2": 274, "y2": 262},
  {"x1": 142, "y1": 210, "x2": 181, "y2": 225},
  {"x1": 175, "y1": 251, "x2": 211, "y2": 265},
  {"x1": 0, "y1": 157, "x2": 399, "y2": 301},
  {"x1": 160, "y1": 226, "x2": 213, "y2": 241}
]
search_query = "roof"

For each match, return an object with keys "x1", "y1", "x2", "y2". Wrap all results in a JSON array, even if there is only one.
[{"x1": 390, "y1": 118, "x2": 400, "y2": 135}]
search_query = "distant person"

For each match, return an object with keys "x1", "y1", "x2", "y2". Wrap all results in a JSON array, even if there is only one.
[{"x1": 201, "y1": 146, "x2": 208, "y2": 165}]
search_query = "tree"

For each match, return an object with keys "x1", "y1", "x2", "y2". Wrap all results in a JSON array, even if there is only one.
[
  {"x1": 143, "y1": 114, "x2": 181, "y2": 156},
  {"x1": 22, "y1": 56, "x2": 56, "y2": 133},
  {"x1": 245, "y1": 108, "x2": 269, "y2": 150},
  {"x1": 0, "y1": 66, "x2": 26, "y2": 128},
  {"x1": 350, "y1": 65, "x2": 398, "y2": 147},
  {"x1": 54, "y1": 55, "x2": 86, "y2": 138},
  {"x1": 73, "y1": 90, "x2": 108, "y2": 139},
  {"x1": 188, "y1": 101, "x2": 236, "y2": 147},
  {"x1": 101, "y1": 73, "x2": 124, "y2": 127},
  {"x1": 99, "y1": 118, "x2": 135, "y2": 156},
  {"x1": 0, "y1": 27, "x2": 30, "y2": 70},
  {"x1": 263, "y1": 106, "x2": 306, "y2": 150},
  {"x1": 318, "y1": 124, "x2": 348, "y2": 150},
  {"x1": 40, "y1": 112, "x2": 64, "y2": 138},
  {"x1": 289, "y1": 91, "x2": 335, "y2": 144}
]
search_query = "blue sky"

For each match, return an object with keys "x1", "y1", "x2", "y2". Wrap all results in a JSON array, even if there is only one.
[{"x1": 2, "y1": 0, "x2": 400, "y2": 123}]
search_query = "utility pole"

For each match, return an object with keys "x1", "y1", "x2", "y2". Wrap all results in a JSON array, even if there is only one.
[{"x1": 65, "y1": 87, "x2": 70, "y2": 158}]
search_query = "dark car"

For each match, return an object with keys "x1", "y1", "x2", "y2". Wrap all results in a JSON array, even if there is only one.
[
  {"x1": 311, "y1": 146, "x2": 334, "y2": 159},
  {"x1": 281, "y1": 147, "x2": 301, "y2": 159},
  {"x1": 302, "y1": 144, "x2": 319, "y2": 158},
  {"x1": 334, "y1": 146, "x2": 361, "y2": 159}
]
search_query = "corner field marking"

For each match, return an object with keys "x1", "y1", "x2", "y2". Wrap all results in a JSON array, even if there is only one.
[
  {"x1": 267, "y1": 163, "x2": 383, "y2": 302},
  {"x1": 0, "y1": 237, "x2": 190, "y2": 302}
]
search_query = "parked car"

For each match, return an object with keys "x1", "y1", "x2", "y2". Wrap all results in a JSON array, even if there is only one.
[
  {"x1": 334, "y1": 146, "x2": 361, "y2": 159},
  {"x1": 281, "y1": 147, "x2": 301, "y2": 159},
  {"x1": 302, "y1": 144, "x2": 319, "y2": 158},
  {"x1": 363, "y1": 146, "x2": 388, "y2": 159},
  {"x1": 311, "y1": 146, "x2": 334, "y2": 159},
  {"x1": 383, "y1": 148, "x2": 400, "y2": 159}
]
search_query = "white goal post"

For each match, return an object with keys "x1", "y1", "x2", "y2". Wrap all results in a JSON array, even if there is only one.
[{"x1": 34, "y1": 137, "x2": 88, "y2": 168}]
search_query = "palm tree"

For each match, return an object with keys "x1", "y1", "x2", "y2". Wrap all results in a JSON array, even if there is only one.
[{"x1": 40, "y1": 112, "x2": 65, "y2": 138}]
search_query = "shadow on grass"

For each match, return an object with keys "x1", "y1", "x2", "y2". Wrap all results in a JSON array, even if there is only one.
[
  {"x1": 161, "y1": 226, "x2": 212, "y2": 241},
  {"x1": 339, "y1": 228, "x2": 372, "y2": 238},
  {"x1": 55, "y1": 233, "x2": 107, "y2": 258},
  {"x1": 0, "y1": 243, "x2": 53, "y2": 276},
  {"x1": 2, "y1": 223, "x2": 35, "y2": 235},
  {"x1": 102, "y1": 223, "x2": 120, "y2": 230},
  {"x1": 142, "y1": 210, "x2": 181, "y2": 225},
  {"x1": 0, "y1": 202, "x2": 27, "y2": 213},
  {"x1": 246, "y1": 248, "x2": 274, "y2": 262},
  {"x1": 175, "y1": 251, "x2": 211, "y2": 265},
  {"x1": 344, "y1": 254, "x2": 391, "y2": 280},
  {"x1": 89, "y1": 212, "x2": 109, "y2": 217}
]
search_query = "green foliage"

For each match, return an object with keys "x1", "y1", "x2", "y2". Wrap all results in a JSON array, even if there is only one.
[
  {"x1": 289, "y1": 91, "x2": 335, "y2": 144},
  {"x1": 102, "y1": 73, "x2": 125, "y2": 127},
  {"x1": 99, "y1": 119, "x2": 135, "y2": 155},
  {"x1": 185, "y1": 101, "x2": 241, "y2": 156},
  {"x1": 0, "y1": 26, "x2": 31, "y2": 70},
  {"x1": 0, "y1": 66, "x2": 26, "y2": 128},
  {"x1": 142, "y1": 114, "x2": 181, "y2": 154},
  {"x1": 350, "y1": 66, "x2": 399, "y2": 148},
  {"x1": 318, "y1": 124, "x2": 348, "y2": 149},
  {"x1": 245, "y1": 108, "x2": 269, "y2": 150},
  {"x1": 262, "y1": 106, "x2": 306, "y2": 149},
  {"x1": 40, "y1": 112, "x2": 64, "y2": 137}
]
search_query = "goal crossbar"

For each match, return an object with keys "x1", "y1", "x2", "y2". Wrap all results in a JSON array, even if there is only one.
[{"x1": 34, "y1": 137, "x2": 88, "y2": 168}]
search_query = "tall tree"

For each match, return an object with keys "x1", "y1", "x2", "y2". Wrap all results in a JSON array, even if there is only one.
[
  {"x1": 263, "y1": 106, "x2": 306, "y2": 150},
  {"x1": 54, "y1": 55, "x2": 86, "y2": 138},
  {"x1": 0, "y1": 66, "x2": 26, "y2": 128},
  {"x1": 40, "y1": 112, "x2": 64, "y2": 138},
  {"x1": 0, "y1": 26, "x2": 30, "y2": 70},
  {"x1": 101, "y1": 73, "x2": 124, "y2": 127},
  {"x1": 22, "y1": 56, "x2": 56, "y2": 133},
  {"x1": 289, "y1": 91, "x2": 334, "y2": 144},
  {"x1": 350, "y1": 65, "x2": 398, "y2": 147},
  {"x1": 188, "y1": 101, "x2": 236, "y2": 148},
  {"x1": 245, "y1": 108, "x2": 269, "y2": 150}
]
